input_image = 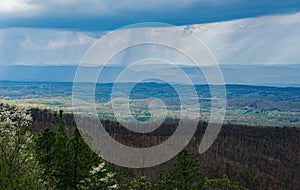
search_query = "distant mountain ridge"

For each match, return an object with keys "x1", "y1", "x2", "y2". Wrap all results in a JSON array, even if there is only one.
[{"x1": 0, "y1": 64, "x2": 299, "y2": 87}]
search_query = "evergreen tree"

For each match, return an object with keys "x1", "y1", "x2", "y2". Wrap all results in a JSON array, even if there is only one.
[
  {"x1": 155, "y1": 149, "x2": 205, "y2": 190},
  {"x1": 52, "y1": 110, "x2": 72, "y2": 189},
  {"x1": 35, "y1": 128, "x2": 56, "y2": 188},
  {"x1": 35, "y1": 109, "x2": 117, "y2": 189},
  {"x1": 69, "y1": 127, "x2": 100, "y2": 189},
  {"x1": 118, "y1": 176, "x2": 152, "y2": 190}
]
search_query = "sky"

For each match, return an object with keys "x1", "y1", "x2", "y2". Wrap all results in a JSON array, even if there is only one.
[{"x1": 0, "y1": 0, "x2": 300, "y2": 66}]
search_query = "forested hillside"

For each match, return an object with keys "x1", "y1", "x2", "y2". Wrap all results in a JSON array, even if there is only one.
[{"x1": 31, "y1": 108, "x2": 300, "y2": 189}]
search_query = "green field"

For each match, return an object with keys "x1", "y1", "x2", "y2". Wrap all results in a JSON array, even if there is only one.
[{"x1": 1, "y1": 81, "x2": 299, "y2": 127}]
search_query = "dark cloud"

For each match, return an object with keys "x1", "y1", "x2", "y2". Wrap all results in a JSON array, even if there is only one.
[{"x1": 1, "y1": 0, "x2": 300, "y2": 30}]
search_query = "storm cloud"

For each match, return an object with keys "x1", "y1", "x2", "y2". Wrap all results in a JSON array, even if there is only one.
[{"x1": 1, "y1": 0, "x2": 300, "y2": 30}]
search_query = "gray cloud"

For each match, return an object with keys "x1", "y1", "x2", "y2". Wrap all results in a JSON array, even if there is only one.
[
  {"x1": 1, "y1": 0, "x2": 300, "y2": 30},
  {"x1": 1, "y1": 12, "x2": 300, "y2": 66}
]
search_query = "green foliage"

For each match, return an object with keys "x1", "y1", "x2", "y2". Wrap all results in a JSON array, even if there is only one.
[
  {"x1": 115, "y1": 149, "x2": 245, "y2": 190},
  {"x1": 156, "y1": 149, "x2": 205, "y2": 190},
  {"x1": 35, "y1": 128, "x2": 56, "y2": 188},
  {"x1": 69, "y1": 128, "x2": 101, "y2": 189},
  {"x1": 35, "y1": 110, "x2": 117, "y2": 189},
  {"x1": 118, "y1": 176, "x2": 152, "y2": 190},
  {"x1": 51, "y1": 110, "x2": 73, "y2": 189},
  {"x1": 77, "y1": 161, "x2": 117, "y2": 190},
  {"x1": 204, "y1": 174, "x2": 246, "y2": 190},
  {"x1": 0, "y1": 106, "x2": 249, "y2": 189},
  {"x1": 0, "y1": 104, "x2": 46, "y2": 189}
]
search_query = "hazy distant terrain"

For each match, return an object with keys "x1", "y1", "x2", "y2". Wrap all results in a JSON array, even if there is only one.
[
  {"x1": 0, "y1": 64, "x2": 299, "y2": 86},
  {"x1": 1, "y1": 81, "x2": 299, "y2": 127}
]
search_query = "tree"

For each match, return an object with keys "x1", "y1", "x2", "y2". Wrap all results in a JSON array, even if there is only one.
[
  {"x1": 69, "y1": 127, "x2": 101, "y2": 189},
  {"x1": 118, "y1": 176, "x2": 152, "y2": 190},
  {"x1": 204, "y1": 174, "x2": 245, "y2": 190},
  {"x1": 35, "y1": 110, "x2": 117, "y2": 189},
  {"x1": 0, "y1": 104, "x2": 46, "y2": 189},
  {"x1": 77, "y1": 159, "x2": 117, "y2": 190},
  {"x1": 35, "y1": 128, "x2": 57, "y2": 188},
  {"x1": 155, "y1": 149, "x2": 205, "y2": 190},
  {"x1": 51, "y1": 110, "x2": 72, "y2": 189},
  {"x1": 116, "y1": 167, "x2": 153, "y2": 190}
]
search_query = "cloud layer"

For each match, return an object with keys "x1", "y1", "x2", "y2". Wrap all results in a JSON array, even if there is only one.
[
  {"x1": 1, "y1": 12, "x2": 300, "y2": 66},
  {"x1": 194, "y1": 13, "x2": 300, "y2": 65},
  {"x1": 0, "y1": 28, "x2": 101, "y2": 65},
  {"x1": 1, "y1": 0, "x2": 300, "y2": 30}
]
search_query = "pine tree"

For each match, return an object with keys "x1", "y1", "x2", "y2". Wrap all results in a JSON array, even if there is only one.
[
  {"x1": 69, "y1": 127, "x2": 100, "y2": 189},
  {"x1": 35, "y1": 110, "x2": 117, "y2": 189},
  {"x1": 118, "y1": 176, "x2": 152, "y2": 190},
  {"x1": 35, "y1": 128, "x2": 56, "y2": 188},
  {"x1": 52, "y1": 110, "x2": 72, "y2": 189},
  {"x1": 155, "y1": 149, "x2": 205, "y2": 190}
]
